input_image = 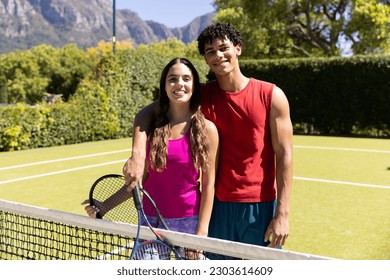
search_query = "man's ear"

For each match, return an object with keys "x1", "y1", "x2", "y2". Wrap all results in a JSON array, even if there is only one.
[{"x1": 236, "y1": 44, "x2": 242, "y2": 57}]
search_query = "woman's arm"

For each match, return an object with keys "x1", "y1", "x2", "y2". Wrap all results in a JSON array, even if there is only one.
[{"x1": 196, "y1": 120, "x2": 219, "y2": 237}]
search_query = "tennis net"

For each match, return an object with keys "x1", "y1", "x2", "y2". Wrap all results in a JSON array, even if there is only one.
[{"x1": 0, "y1": 199, "x2": 331, "y2": 260}]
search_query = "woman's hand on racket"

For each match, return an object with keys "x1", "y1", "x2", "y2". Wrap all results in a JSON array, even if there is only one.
[{"x1": 81, "y1": 199, "x2": 104, "y2": 218}]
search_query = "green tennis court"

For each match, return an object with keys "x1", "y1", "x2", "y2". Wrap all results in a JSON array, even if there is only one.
[{"x1": 0, "y1": 135, "x2": 389, "y2": 260}]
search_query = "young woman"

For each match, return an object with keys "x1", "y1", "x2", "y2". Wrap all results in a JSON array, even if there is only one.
[{"x1": 84, "y1": 58, "x2": 219, "y2": 238}]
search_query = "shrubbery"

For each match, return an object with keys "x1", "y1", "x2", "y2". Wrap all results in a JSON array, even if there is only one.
[
  {"x1": 239, "y1": 55, "x2": 390, "y2": 137},
  {"x1": 0, "y1": 41, "x2": 209, "y2": 151},
  {"x1": 0, "y1": 44, "x2": 93, "y2": 104},
  {"x1": 0, "y1": 42, "x2": 388, "y2": 152}
]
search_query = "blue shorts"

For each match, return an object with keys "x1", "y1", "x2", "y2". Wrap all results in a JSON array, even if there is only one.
[{"x1": 207, "y1": 198, "x2": 276, "y2": 260}]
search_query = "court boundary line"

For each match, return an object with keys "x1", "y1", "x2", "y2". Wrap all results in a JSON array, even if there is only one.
[
  {"x1": 0, "y1": 160, "x2": 126, "y2": 185},
  {"x1": 294, "y1": 145, "x2": 390, "y2": 154},
  {"x1": 2, "y1": 145, "x2": 388, "y2": 172},
  {"x1": 1, "y1": 145, "x2": 389, "y2": 189},
  {"x1": 1, "y1": 162, "x2": 389, "y2": 189},
  {"x1": 0, "y1": 149, "x2": 131, "y2": 171},
  {"x1": 294, "y1": 176, "x2": 390, "y2": 190}
]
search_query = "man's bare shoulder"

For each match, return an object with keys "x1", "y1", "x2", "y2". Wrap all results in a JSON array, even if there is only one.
[
  {"x1": 271, "y1": 85, "x2": 291, "y2": 117},
  {"x1": 272, "y1": 86, "x2": 289, "y2": 104},
  {"x1": 137, "y1": 100, "x2": 159, "y2": 117}
]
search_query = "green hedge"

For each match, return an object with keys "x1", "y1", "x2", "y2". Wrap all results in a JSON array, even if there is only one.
[
  {"x1": 1, "y1": 53, "x2": 388, "y2": 152},
  {"x1": 0, "y1": 49, "x2": 209, "y2": 151},
  {"x1": 239, "y1": 55, "x2": 390, "y2": 137}
]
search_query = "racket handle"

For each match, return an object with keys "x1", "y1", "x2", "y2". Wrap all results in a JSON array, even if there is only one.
[{"x1": 132, "y1": 184, "x2": 143, "y2": 210}]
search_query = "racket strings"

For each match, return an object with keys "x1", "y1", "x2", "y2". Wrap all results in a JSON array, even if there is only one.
[
  {"x1": 91, "y1": 175, "x2": 138, "y2": 224},
  {"x1": 132, "y1": 241, "x2": 173, "y2": 260},
  {"x1": 91, "y1": 175, "x2": 167, "y2": 228},
  {"x1": 141, "y1": 195, "x2": 167, "y2": 228}
]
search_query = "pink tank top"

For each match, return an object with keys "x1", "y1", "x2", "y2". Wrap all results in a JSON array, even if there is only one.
[{"x1": 143, "y1": 130, "x2": 201, "y2": 218}]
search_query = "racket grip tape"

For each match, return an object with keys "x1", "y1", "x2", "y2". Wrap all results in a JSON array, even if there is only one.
[{"x1": 132, "y1": 185, "x2": 143, "y2": 210}]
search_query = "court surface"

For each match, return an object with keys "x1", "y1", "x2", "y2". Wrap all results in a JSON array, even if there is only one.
[{"x1": 1, "y1": 135, "x2": 389, "y2": 259}]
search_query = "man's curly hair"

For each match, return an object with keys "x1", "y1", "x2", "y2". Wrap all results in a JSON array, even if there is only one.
[{"x1": 197, "y1": 23, "x2": 242, "y2": 55}]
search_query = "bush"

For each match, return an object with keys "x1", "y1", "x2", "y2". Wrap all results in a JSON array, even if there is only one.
[
  {"x1": 240, "y1": 55, "x2": 390, "y2": 137},
  {"x1": 0, "y1": 43, "x2": 210, "y2": 151},
  {"x1": 2, "y1": 45, "x2": 387, "y2": 152},
  {"x1": 0, "y1": 44, "x2": 94, "y2": 104}
]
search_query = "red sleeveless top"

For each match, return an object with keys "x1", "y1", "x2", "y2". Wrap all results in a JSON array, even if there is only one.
[{"x1": 201, "y1": 78, "x2": 276, "y2": 202}]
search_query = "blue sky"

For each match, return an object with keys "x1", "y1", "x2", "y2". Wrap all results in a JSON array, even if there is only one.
[{"x1": 114, "y1": 0, "x2": 216, "y2": 28}]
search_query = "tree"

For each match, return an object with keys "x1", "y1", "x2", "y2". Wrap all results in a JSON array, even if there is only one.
[
  {"x1": 346, "y1": 0, "x2": 390, "y2": 54},
  {"x1": 0, "y1": 44, "x2": 94, "y2": 104},
  {"x1": 47, "y1": 44, "x2": 94, "y2": 101},
  {"x1": 85, "y1": 40, "x2": 133, "y2": 60},
  {"x1": 213, "y1": 0, "x2": 390, "y2": 58},
  {"x1": 0, "y1": 50, "x2": 49, "y2": 104},
  {"x1": 140, "y1": 38, "x2": 202, "y2": 61}
]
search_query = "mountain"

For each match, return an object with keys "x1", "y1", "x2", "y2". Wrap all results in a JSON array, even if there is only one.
[{"x1": 0, "y1": 0, "x2": 216, "y2": 54}]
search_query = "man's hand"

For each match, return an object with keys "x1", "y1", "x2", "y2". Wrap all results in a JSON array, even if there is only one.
[
  {"x1": 264, "y1": 214, "x2": 289, "y2": 248},
  {"x1": 123, "y1": 157, "x2": 144, "y2": 192},
  {"x1": 123, "y1": 100, "x2": 158, "y2": 191}
]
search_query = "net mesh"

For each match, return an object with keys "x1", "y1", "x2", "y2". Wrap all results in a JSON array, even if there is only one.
[
  {"x1": 0, "y1": 210, "x2": 133, "y2": 260},
  {"x1": 0, "y1": 200, "x2": 332, "y2": 260}
]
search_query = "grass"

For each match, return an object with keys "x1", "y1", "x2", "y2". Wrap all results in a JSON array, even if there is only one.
[
  {"x1": 0, "y1": 135, "x2": 389, "y2": 260},
  {"x1": 286, "y1": 136, "x2": 390, "y2": 259}
]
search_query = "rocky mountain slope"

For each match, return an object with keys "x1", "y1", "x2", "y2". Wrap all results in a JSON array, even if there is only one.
[{"x1": 0, "y1": 0, "x2": 215, "y2": 54}]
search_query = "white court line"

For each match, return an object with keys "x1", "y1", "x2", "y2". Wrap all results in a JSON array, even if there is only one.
[
  {"x1": 96, "y1": 241, "x2": 134, "y2": 260},
  {"x1": 0, "y1": 149, "x2": 131, "y2": 171},
  {"x1": 0, "y1": 160, "x2": 126, "y2": 185},
  {"x1": 2, "y1": 145, "x2": 387, "y2": 172},
  {"x1": 1, "y1": 165, "x2": 388, "y2": 189},
  {"x1": 294, "y1": 176, "x2": 390, "y2": 190},
  {"x1": 294, "y1": 145, "x2": 390, "y2": 154},
  {"x1": 1, "y1": 146, "x2": 389, "y2": 189}
]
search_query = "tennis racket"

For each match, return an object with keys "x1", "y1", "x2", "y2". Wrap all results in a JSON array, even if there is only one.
[
  {"x1": 88, "y1": 174, "x2": 136, "y2": 224},
  {"x1": 90, "y1": 174, "x2": 206, "y2": 259},
  {"x1": 130, "y1": 184, "x2": 182, "y2": 260},
  {"x1": 89, "y1": 174, "x2": 169, "y2": 228}
]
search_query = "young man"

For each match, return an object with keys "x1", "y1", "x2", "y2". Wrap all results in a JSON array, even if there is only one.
[{"x1": 123, "y1": 23, "x2": 293, "y2": 257}]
